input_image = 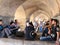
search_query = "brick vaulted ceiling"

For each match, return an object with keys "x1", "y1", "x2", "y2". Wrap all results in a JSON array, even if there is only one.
[{"x1": 0, "y1": 0, "x2": 60, "y2": 29}]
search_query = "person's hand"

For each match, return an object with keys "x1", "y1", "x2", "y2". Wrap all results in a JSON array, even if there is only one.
[
  {"x1": 48, "y1": 30, "x2": 51, "y2": 35},
  {"x1": 56, "y1": 41, "x2": 59, "y2": 45}
]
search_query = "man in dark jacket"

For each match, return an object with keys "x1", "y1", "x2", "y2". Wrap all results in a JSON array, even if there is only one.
[
  {"x1": 25, "y1": 22, "x2": 36, "y2": 40},
  {"x1": 1, "y1": 21, "x2": 19, "y2": 38},
  {"x1": 0, "y1": 20, "x2": 4, "y2": 37}
]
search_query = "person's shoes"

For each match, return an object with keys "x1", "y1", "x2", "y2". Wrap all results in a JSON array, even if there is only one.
[{"x1": 8, "y1": 36, "x2": 12, "y2": 38}]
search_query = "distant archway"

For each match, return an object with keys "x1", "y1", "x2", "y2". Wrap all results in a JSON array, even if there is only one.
[{"x1": 30, "y1": 10, "x2": 49, "y2": 24}]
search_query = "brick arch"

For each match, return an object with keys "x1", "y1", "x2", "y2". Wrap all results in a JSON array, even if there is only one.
[
  {"x1": 22, "y1": 0, "x2": 59, "y2": 21},
  {"x1": 0, "y1": 0, "x2": 59, "y2": 29},
  {"x1": 30, "y1": 10, "x2": 49, "y2": 22},
  {"x1": 14, "y1": 5, "x2": 26, "y2": 30},
  {"x1": 24, "y1": 2, "x2": 54, "y2": 21}
]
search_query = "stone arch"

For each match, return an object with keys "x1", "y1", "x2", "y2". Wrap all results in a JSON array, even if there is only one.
[
  {"x1": 13, "y1": 0, "x2": 59, "y2": 30},
  {"x1": 30, "y1": 10, "x2": 49, "y2": 22},
  {"x1": 0, "y1": 0, "x2": 59, "y2": 30},
  {"x1": 24, "y1": 3, "x2": 52, "y2": 21},
  {"x1": 25, "y1": 0, "x2": 59, "y2": 22},
  {"x1": 14, "y1": 5, "x2": 26, "y2": 30}
]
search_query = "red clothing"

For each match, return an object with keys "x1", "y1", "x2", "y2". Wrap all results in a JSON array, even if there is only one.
[{"x1": 59, "y1": 32, "x2": 60, "y2": 38}]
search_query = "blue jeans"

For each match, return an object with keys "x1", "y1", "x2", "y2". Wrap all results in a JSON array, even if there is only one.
[
  {"x1": 40, "y1": 36, "x2": 52, "y2": 41},
  {"x1": 1, "y1": 28, "x2": 11, "y2": 37}
]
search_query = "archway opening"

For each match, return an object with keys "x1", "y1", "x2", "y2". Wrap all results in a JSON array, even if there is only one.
[{"x1": 14, "y1": 5, "x2": 26, "y2": 30}]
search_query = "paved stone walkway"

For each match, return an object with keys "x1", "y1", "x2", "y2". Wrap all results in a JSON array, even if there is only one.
[{"x1": 0, "y1": 38, "x2": 55, "y2": 45}]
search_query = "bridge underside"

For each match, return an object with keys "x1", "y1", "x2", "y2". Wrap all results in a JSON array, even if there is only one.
[{"x1": 0, "y1": 0, "x2": 60, "y2": 29}]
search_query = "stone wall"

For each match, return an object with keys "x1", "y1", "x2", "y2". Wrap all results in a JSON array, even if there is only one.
[{"x1": 0, "y1": 0, "x2": 26, "y2": 25}]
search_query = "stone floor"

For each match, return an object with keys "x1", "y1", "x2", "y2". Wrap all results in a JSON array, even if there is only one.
[{"x1": 0, "y1": 38, "x2": 55, "y2": 45}]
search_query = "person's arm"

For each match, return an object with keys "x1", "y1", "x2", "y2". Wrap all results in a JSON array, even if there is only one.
[
  {"x1": 56, "y1": 27, "x2": 60, "y2": 41},
  {"x1": 56, "y1": 32, "x2": 59, "y2": 45},
  {"x1": 56, "y1": 27, "x2": 60, "y2": 45},
  {"x1": 10, "y1": 26, "x2": 20, "y2": 31},
  {"x1": 48, "y1": 27, "x2": 51, "y2": 35},
  {"x1": 56, "y1": 32, "x2": 59, "y2": 41}
]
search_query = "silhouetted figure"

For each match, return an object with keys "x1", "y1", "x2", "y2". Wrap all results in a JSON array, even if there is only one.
[{"x1": 25, "y1": 22, "x2": 36, "y2": 40}]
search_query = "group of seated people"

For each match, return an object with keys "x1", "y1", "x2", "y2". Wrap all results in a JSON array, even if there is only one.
[
  {"x1": 40, "y1": 19, "x2": 60, "y2": 45},
  {"x1": 24, "y1": 19, "x2": 60, "y2": 45},
  {"x1": 0, "y1": 18, "x2": 59, "y2": 44},
  {"x1": 0, "y1": 19, "x2": 20, "y2": 38}
]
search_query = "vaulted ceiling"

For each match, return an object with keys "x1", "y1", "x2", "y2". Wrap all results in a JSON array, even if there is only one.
[{"x1": 0, "y1": 0, "x2": 60, "y2": 29}]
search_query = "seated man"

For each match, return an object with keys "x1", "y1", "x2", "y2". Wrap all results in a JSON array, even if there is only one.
[
  {"x1": 0, "y1": 20, "x2": 4, "y2": 37},
  {"x1": 40, "y1": 22, "x2": 52, "y2": 41},
  {"x1": 0, "y1": 20, "x2": 3, "y2": 31},
  {"x1": 40, "y1": 19, "x2": 59, "y2": 41},
  {"x1": 25, "y1": 22, "x2": 36, "y2": 40},
  {"x1": 42, "y1": 22, "x2": 49, "y2": 36},
  {"x1": 1, "y1": 21, "x2": 20, "y2": 38},
  {"x1": 9, "y1": 21, "x2": 20, "y2": 36},
  {"x1": 56, "y1": 29, "x2": 60, "y2": 45}
]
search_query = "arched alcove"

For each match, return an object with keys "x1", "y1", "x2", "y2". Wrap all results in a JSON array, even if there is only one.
[
  {"x1": 14, "y1": 5, "x2": 26, "y2": 30},
  {"x1": 14, "y1": 0, "x2": 60, "y2": 30}
]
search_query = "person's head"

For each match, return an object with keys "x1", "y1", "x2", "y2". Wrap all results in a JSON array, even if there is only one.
[
  {"x1": 29, "y1": 22, "x2": 34, "y2": 27},
  {"x1": 10, "y1": 21, "x2": 15, "y2": 26},
  {"x1": 45, "y1": 21, "x2": 49, "y2": 26},
  {"x1": 26, "y1": 22, "x2": 29, "y2": 26},
  {"x1": 52, "y1": 19, "x2": 58, "y2": 26},
  {"x1": 0, "y1": 19, "x2": 3, "y2": 25},
  {"x1": 15, "y1": 19, "x2": 17, "y2": 23},
  {"x1": 49, "y1": 18, "x2": 54, "y2": 24}
]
